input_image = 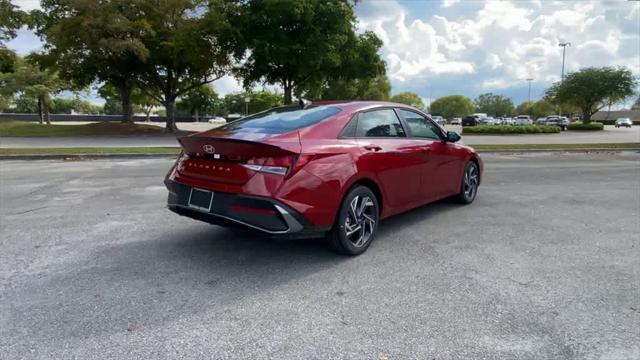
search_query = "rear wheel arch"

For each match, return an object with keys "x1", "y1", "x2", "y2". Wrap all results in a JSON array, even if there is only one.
[{"x1": 348, "y1": 178, "x2": 384, "y2": 215}]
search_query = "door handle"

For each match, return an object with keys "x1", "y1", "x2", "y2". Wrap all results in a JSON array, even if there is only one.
[{"x1": 363, "y1": 145, "x2": 382, "y2": 152}]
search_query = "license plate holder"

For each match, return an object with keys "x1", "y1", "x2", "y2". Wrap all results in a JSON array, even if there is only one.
[{"x1": 188, "y1": 188, "x2": 214, "y2": 212}]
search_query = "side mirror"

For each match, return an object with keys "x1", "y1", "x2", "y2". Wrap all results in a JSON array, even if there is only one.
[{"x1": 446, "y1": 131, "x2": 461, "y2": 143}]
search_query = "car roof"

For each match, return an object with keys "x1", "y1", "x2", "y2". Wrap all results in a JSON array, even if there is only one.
[{"x1": 312, "y1": 100, "x2": 422, "y2": 113}]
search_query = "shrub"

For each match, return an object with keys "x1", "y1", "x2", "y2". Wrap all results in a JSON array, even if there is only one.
[
  {"x1": 462, "y1": 125, "x2": 561, "y2": 135},
  {"x1": 567, "y1": 122, "x2": 604, "y2": 131}
]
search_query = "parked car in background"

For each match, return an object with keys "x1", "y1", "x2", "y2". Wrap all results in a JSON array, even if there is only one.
[
  {"x1": 514, "y1": 115, "x2": 532, "y2": 125},
  {"x1": 450, "y1": 117, "x2": 462, "y2": 125},
  {"x1": 545, "y1": 115, "x2": 568, "y2": 131},
  {"x1": 502, "y1": 117, "x2": 514, "y2": 125},
  {"x1": 165, "y1": 101, "x2": 483, "y2": 255},
  {"x1": 615, "y1": 117, "x2": 632, "y2": 128},
  {"x1": 431, "y1": 115, "x2": 447, "y2": 126},
  {"x1": 462, "y1": 115, "x2": 480, "y2": 126},
  {"x1": 480, "y1": 117, "x2": 498, "y2": 125},
  {"x1": 536, "y1": 117, "x2": 547, "y2": 125}
]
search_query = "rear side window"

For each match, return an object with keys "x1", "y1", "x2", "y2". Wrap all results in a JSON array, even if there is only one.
[
  {"x1": 356, "y1": 109, "x2": 406, "y2": 138},
  {"x1": 219, "y1": 106, "x2": 341, "y2": 134}
]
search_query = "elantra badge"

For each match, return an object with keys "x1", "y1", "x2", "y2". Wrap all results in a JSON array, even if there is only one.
[{"x1": 202, "y1": 145, "x2": 215, "y2": 154}]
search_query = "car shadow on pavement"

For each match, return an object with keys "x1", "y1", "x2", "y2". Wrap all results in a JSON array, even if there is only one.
[
  {"x1": 4, "y1": 225, "x2": 347, "y2": 344},
  {"x1": 5, "y1": 198, "x2": 464, "y2": 346}
]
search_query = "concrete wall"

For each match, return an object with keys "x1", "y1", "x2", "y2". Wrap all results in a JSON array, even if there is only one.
[{"x1": 0, "y1": 113, "x2": 217, "y2": 123}]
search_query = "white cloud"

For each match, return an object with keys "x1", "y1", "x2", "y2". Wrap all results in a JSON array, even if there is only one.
[
  {"x1": 441, "y1": 0, "x2": 460, "y2": 8},
  {"x1": 356, "y1": 0, "x2": 640, "y2": 101}
]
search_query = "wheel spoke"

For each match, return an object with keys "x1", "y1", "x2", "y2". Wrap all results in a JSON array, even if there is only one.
[
  {"x1": 349, "y1": 196, "x2": 359, "y2": 221},
  {"x1": 345, "y1": 223, "x2": 361, "y2": 236}
]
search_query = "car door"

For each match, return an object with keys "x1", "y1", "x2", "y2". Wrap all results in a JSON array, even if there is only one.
[
  {"x1": 395, "y1": 109, "x2": 462, "y2": 200},
  {"x1": 352, "y1": 108, "x2": 424, "y2": 208}
]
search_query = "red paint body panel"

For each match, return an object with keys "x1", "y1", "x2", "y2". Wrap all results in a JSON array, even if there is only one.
[{"x1": 166, "y1": 101, "x2": 483, "y2": 229}]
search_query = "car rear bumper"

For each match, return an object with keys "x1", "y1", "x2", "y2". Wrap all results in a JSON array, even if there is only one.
[{"x1": 165, "y1": 179, "x2": 330, "y2": 239}]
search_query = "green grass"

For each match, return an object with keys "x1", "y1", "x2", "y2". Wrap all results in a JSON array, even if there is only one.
[
  {"x1": 567, "y1": 122, "x2": 604, "y2": 131},
  {"x1": 0, "y1": 147, "x2": 181, "y2": 156},
  {"x1": 463, "y1": 125, "x2": 561, "y2": 134},
  {"x1": 473, "y1": 143, "x2": 640, "y2": 151},
  {"x1": 0, "y1": 121, "x2": 192, "y2": 137}
]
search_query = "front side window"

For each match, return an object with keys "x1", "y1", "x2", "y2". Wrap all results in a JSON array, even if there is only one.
[
  {"x1": 396, "y1": 109, "x2": 442, "y2": 140},
  {"x1": 356, "y1": 109, "x2": 406, "y2": 138}
]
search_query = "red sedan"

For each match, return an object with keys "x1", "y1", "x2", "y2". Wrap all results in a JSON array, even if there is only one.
[{"x1": 165, "y1": 101, "x2": 482, "y2": 255}]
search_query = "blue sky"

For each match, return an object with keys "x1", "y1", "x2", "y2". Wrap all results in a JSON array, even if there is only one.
[{"x1": 6, "y1": 0, "x2": 640, "y2": 108}]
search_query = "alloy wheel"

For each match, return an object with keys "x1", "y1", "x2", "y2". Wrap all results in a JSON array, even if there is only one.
[
  {"x1": 463, "y1": 164, "x2": 479, "y2": 201},
  {"x1": 344, "y1": 195, "x2": 376, "y2": 248}
]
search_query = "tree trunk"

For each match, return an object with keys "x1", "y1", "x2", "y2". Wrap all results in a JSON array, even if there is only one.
[
  {"x1": 582, "y1": 106, "x2": 592, "y2": 124},
  {"x1": 284, "y1": 80, "x2": 293, "y2": 105},
  {"x1": 39, "y1": 94, "x2": 51, "y2": 125},
  {"x1": 145, "y1": 107, "x2": 151, "y2": 122},
  {"x1": 164, "y1": 99, "x2": 178, "y2": 132},
  {"x1": 37, "y1": 96, "x2": 44, "y2": 125},
  {"x1": 195, "y1": 108, "x2": 199, "y2": 122},
  {"x1": 119, "y1": 84, "x2": 133, "y2": 124}
]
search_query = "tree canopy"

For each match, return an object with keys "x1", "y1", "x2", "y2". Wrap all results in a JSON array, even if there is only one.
[
  {"x1": 390, "y1": 92, "x2": 425, "y2": 109},
  {"x1": 177, "y1": 85, "x2": 219, "y2": 120},
  {"x1": 430, "y1": 95, "x2": 475, "y2": 120},
  {"x1": 474, "y1": 93, "x2": 515, "y2": 117},
  {"x1": 222, "y1": 91, "x2": 283, "y2": 116},
  {"x1": 545, "y1": 67, "x2": 637, "y2": 122},
  {"x1": 0, "y1": 0, "x2": 26, "y2": 43},
  {"x1": 232, "y1": 0, "x2": 385, "y2": 104}
]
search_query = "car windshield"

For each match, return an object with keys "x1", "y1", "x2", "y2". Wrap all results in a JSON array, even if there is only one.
[{"x1": 219, "y1": 106, "x2": 341, "y2": 134}]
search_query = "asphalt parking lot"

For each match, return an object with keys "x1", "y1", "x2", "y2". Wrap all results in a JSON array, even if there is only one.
[{"x1": 1, "y1": 153, "x2": 639, "y2": 359}]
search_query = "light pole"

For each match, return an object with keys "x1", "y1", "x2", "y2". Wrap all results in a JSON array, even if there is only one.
[
  {"x1": 244, "y1": 96, "x2": 250, "y2": 115},
  {"x1": 558, "y1": 42, "x2": 571, "y2": 82},
  {"x1": 526, "y1": 78, "x2": 534, "y2": 104},
  {"x1": 526, "y1": 78, "x2": 534, "y2": 116},
  {"x1": 558, "y1": 42, "x2": 571, "y2": 115}
]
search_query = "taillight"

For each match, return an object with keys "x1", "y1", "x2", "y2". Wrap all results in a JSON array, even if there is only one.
[{"x1": 241, "y1": 155, "x2": 312, "y2": 177}]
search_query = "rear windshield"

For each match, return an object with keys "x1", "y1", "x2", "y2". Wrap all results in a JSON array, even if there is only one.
[{"x1": 219, "y1": 106, "x2": 341, "y2": 134}]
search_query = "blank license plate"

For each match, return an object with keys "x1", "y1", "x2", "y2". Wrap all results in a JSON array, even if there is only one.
[{"x1": 188, "y1": 188, "x2": 213, "y2": 211}]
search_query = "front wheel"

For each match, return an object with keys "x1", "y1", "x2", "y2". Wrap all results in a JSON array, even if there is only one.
[
  {"x1": 327, "y1": 186, "x2": 379, "y2": 256},
  {"x1": 455, "y1": 161, "x2": 480, "y2": 204}
]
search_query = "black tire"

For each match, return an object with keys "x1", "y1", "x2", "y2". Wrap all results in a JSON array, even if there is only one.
[
  {"x1": 327, "y1": 185, "x2": 379, "y2": 256},
  {"x1": 455, "y1": 161, "x2": 480, "y2": 204}
]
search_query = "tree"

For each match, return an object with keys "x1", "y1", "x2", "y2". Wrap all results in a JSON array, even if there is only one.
[
  {"x1": 0, "y1": 47, "x2": 18, "y2": 111},
  {"x1": 13, "y1": 93, "x2": 38, "y2": 113},
  {"x1": 546, "y1": 67, "x2": 637, "y2": 123},
  {"x1": 132, "y1": 0, "x2": 235, "y2": 131},
  {"x1": 430, "y1": 95, "x2": 475, "y2": 120},
  {"x1": 517, "y1": 99, "x2": 556, "y2": 119},
  {"x1": 307, "y1": 74, "x2": 391, "y2": 101},
  {"x1": 35, "y1": 0, "x2": 150, "y2": 124},
  {"x1": 222, "y1": 91, "x2": 283, "y2": 116},
  {"x1": 99, "y1": 83, "x2": 159, "y2": 121},
  {"x1": 632, "y1": 97, "x2": 640, "y2": 111},
  {"x1": 391, "y1": 92, "x2": 425, "y2": 109},
  {"x1": 0, "y1": 55, "x2": 66, "y2": 124},
  {"x1": 177, "y1": 85, "x2": 219, "y2": 121},
  {"x1": 0, "y1": 0, "x2": 26, "y2": 43},
  {"x1": 474, "y1": 93, "x2": 515, "y2": 117},
  {"x1": 232, "y1": 0, "x2": 383, "y2": 104},
  {"x1": 50, "y1": 97, "x2": 102, "y2": 114}
]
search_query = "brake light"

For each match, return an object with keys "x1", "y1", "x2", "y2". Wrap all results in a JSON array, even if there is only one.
[{"x1": 241, "y1": 155, "x2": 312, "y2": 176}]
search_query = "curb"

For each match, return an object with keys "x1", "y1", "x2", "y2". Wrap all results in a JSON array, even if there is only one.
[
  {"x1": 475, "y1": 148, "x2": 640, "y2": 154},
  {"x1": 1, "y1": 148, "x2": 639, "y2": 160}
]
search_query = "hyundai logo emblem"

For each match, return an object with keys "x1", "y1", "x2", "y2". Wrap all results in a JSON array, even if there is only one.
[{"x1": 202, "y1": 145, "x2": 215, "y2": 154}]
